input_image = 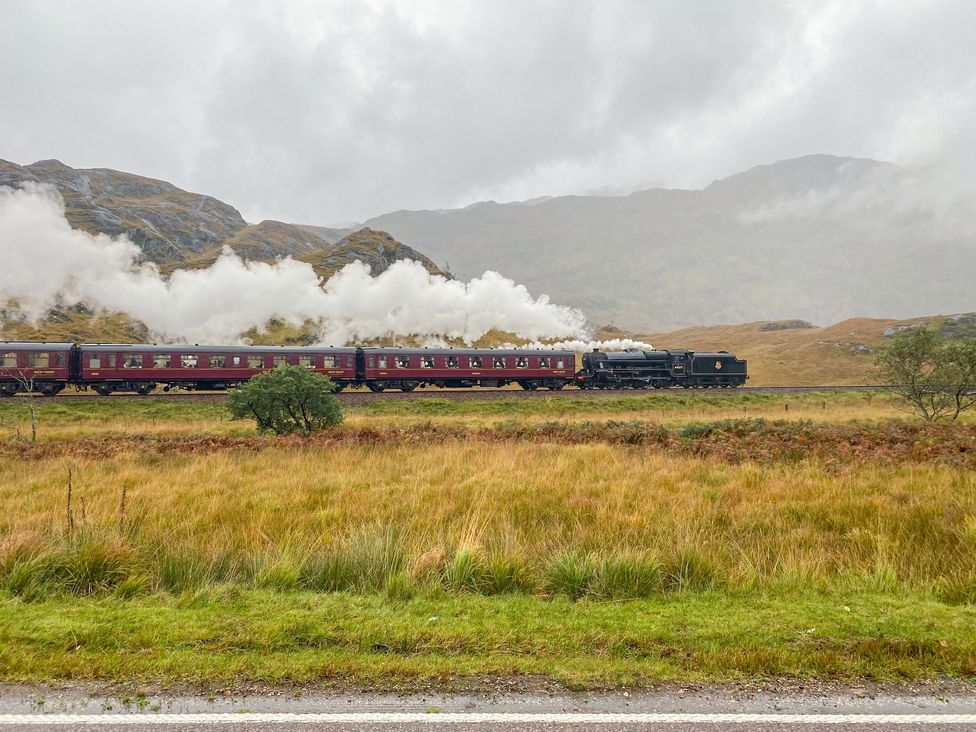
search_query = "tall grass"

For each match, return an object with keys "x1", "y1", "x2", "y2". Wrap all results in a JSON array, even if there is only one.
[{"x1": 1, "y1": 442, "x2": 974, "y2": 601}]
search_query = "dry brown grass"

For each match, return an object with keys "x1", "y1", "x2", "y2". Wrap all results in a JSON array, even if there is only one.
[
  {"x1": 632, "y1": 315, "x2": 960, "y2": 386},
  {"x1": 2, "y1": 440, "x2": 974, "y2": 597}
]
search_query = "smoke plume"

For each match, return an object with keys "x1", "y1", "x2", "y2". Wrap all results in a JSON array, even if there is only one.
[{"x1": 0, "y1": 184, "x2": 588, "y2": 345}]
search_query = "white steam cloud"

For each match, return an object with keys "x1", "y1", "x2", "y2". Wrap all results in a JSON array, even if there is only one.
[
  {"x1": 0, "y1": 184, "x2": 588, "y2": 345},
  {"x1": 522, "y1": 338, "x2": 655, "y2": 352}
]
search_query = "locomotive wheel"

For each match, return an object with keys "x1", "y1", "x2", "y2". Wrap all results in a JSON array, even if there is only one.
[{"x1": 548, "y1": 382, "x2": 565, "y2": 391}]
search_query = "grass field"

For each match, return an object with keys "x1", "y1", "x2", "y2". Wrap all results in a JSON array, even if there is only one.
[
  {"x1": 1, "y1": 392, "x2": 975, "y2": 688},
  {"x1": 0, "y1": 390, "x2": 951, "y2": 442}
]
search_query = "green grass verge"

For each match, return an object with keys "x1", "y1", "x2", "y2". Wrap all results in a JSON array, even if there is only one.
[
  {"x1": 0, "y1": 391, "x2": 874, "y2": 427},
  {"x1": 0, "y1": 399, "x2": 229, "y2": 425},
  {"x1": 353, "y1": 391, "x2": 872, "y2": 417},
  {"x1": 1, "y1": 590, "x2": 973, "y2": 688}
]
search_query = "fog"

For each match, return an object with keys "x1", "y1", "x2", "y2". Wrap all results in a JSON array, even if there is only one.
[{"x1": 2, "y1": 1, "x2": 975, "y2": 223}]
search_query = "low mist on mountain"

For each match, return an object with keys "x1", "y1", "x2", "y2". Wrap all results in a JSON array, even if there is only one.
[
  {"x1": 366, "y1": 154, "x2": 976, "y2": 329},
  {"x1": 2, "y1": 154, "x2": 973, "y2": 333}
]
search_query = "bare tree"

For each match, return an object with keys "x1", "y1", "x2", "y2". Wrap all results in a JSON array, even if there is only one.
[
  {"x1": 875, "y1": 329, "x2": 976, "y2": 422},
  {"x1": 10, "y1": 371, "x2": 40, "y2": 442}
]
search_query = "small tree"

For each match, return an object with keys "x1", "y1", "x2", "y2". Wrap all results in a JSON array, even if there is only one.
[
  {"x1": 875, "y1": 328, "x2": 976, "y2": 421},
  {"x1": 228, "y1": 364, "x2": 343, "y2": 435},
  {"x1": 12, "y1": 372, "x2": 40, "y2": 442}
]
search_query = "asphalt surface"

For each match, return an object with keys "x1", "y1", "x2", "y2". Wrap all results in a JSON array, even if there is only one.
[
  {"x1": 2, "y1": 685, "x2": 974, "y2": 731},
  {"x1": 1, "y1": 719, "x2": 972, "y2": 731}
]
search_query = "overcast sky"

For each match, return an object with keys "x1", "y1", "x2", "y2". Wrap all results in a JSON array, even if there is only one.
[{"x1": 1, "y1": 0, "x2": 974, "y2": 224}]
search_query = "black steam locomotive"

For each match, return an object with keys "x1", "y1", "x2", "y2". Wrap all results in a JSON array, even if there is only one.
[{"x1": 577, "y1": 349, "x2": 747, "y2": 389}]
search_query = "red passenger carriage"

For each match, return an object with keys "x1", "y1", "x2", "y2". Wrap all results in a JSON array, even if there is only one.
[
  {"x1": 77, "y1": 344, "x2": 359, "y2": 395},
  {"x1": 360, "y1": 347, "x2": 575, "y2": 392},
  {"x1": 0, "y1": 342, "x2": 75, "y2": 396}
]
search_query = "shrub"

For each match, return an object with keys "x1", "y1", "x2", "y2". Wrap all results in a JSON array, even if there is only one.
[{"x1": 228, "y1": 364, "x2": 343, "y2": 435}]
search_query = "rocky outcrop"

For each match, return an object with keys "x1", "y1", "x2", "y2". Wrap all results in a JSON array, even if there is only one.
[
  {"x1": 298, "y1": 228, "x2": 450, "y2": 280},
  {"x1": 758, "y1": 320, "x2": 817, "y2": 332},
  {"x1": 941, "y1": 313, "x2": 976, "y2": 340}
]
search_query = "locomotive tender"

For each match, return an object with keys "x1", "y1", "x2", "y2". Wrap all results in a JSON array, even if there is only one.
[{"x1": 0, "y1": 341, "x2": 746, "y2": 396}]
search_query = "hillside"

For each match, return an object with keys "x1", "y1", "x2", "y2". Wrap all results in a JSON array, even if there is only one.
[
  {"x1": 0, "y1": 158, "x2": 440, "y2": 278},
  {"x1": 622, "y1": 312, "x2": 976, "y2": 386},
  {"x1": 365, "y1": 155, "x2": 976, "y2": 330}
]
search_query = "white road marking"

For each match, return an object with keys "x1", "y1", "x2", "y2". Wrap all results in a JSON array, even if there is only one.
[{"x1": 0, "y1": 712, "x2": 975, "y2": 725}]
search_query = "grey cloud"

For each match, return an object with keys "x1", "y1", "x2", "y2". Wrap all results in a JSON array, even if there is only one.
[{"x1": 1, "y1": 0, "x2": 974, "y2": 223}]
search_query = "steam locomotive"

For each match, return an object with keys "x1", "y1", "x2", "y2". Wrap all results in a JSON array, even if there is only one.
[
  {"x1": 0, "y1": 341, "x2": 747, "y2": 396},
  {"x1": 578, "y1": 348, "x2": 747, "y2": 389}
]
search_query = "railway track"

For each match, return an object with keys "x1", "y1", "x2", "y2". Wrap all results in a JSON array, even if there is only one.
[{"x1": 21, "y1": 384, "x2": 890, "y2": 405}]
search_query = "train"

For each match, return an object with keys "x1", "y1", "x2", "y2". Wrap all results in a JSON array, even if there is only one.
[{"x1": 0, "y1": 341, "x2": 747, "y2": 396}]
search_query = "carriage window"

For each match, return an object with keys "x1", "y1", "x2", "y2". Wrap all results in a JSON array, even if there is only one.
[
  {"x1": 153, "y1": 354, "x2": 172, "y2": 368},
  {"x1": 323, "y1": 356, "x2": 338, "y2": 368},
  {"x1": 2, "y1": 352, "x2": 16, "y2": 368},
  {"x1": 247, "y1": 355, "x2": 264, "y2": 369},
  {"x1": 106, "y1": 354, "x2": 116, "y2": 368},
  {"x1": 28, "y1": 352, "x2": 49, "y2": 368},
  {"x1": 367, "y1": 357, "x2": 375, "y2": 368},
  {"x1": 556, "y1": 359, "x2": 565, "y2": 369},
  {"x1": 122, "y1": 353, "x2": 142, "y2": 369},
  {"x1": 492, "y1": 357, "x2": 505, "y2": 368},
  {"x1": 378, "y1": 357, "x2": 388, "y2": 369},
  {"x1": 299, "y1": 355, "x2": 314, "y2": 368},
  {"x1": 345, "y1": 357, "x2": 354, "y2": 368},
  {"x1": 181, "y1": 354, "x2": 198, "y2": 368},
  {"x1": 515, "y1": 357, "x2": 528, "y2": 369},
  {"x1": 231, "y1": 356, "x2": 242, "y2": 367},
  {"x1": 396, "y1": 356, "x2": 410, "y2": 368},
  {"x1": 470, "y1": 356, "x2": 482, "y2": 368},
  {"x1": 88, "y1": 354, "x2": 101, "y2": 369},
  {"x1": 273, "y1": 355, "x2": 288, "y2": 367},
  {"x1": 539, "y1": 357, "x2": 550, "y2": 368},
  {"x1": 421, "y1": 356, "x2": 434, "y2": 369},
  {"x1": 447, "y1": 356, "x2": 458, "y2": 368},
  {"x1": 209, "y1": 355, "x2": 226, "y2": 368}
]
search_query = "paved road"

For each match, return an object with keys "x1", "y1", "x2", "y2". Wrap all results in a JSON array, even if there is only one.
[
  {"x1": 1, "y1": 686, "x2": 974, "y2": 731},
  {"x1": 1, "y1": 713, "x2": 974, "y2": 730}
]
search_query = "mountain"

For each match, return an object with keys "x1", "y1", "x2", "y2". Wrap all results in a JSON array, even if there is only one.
[
  {"x1": 364, "y1": 154, "x2": 976, "y2": 329},
  {"x1": 0, "y1": 158, "x2": 438, "y2": 280}
]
